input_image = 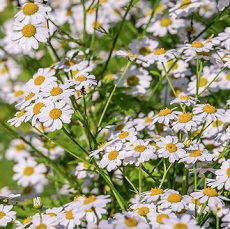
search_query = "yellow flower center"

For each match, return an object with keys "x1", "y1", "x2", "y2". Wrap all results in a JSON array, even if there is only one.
[
  {"x1": 180, "y1": 0, "x2": 191, "y2": 9},
  {"x1": 199, "y1": 77, "x2": 208, "y2": 87},
  {"x1": 159, "y1": 107, "x2": 172, "y2": 116},
  {"x1": 178, "y1": 112, "x2": 192, "y2": 123},
  {"x1": 134, "y1": 145, "x2": 147, "y2": 153},
  {"x1": 34, "y1": 75, "x2": 45, "y2": 86},
  {"x1": 14, "y1": 90, "x2": 24, "y2": 97},
  {"x1": 85, "y1": 208, "x2": 93, "y2": 213},
  {"x1": 84, "y1": 195, "x2": 96, "y2": 204},
  {"x1": 66, "y1": 210, "x2": 73, "y2": 220},
  {"x1": 191, "y1": 197, "x2": 201, "y2": 206},
  {"x1": 156, "y1": 213, "x2": 169, "y2": 224},
  {"x1": 22, "y1": 24, "x2": 36, "y2": 37},
  {"x1": 64, "y1": 59, "x2": 76, "y2": 66},
  {"x1": 189, "y1": 150, "x2": 202, "y2": 157},
  {"x1": 155, "y1": 4, "x2": 165, "y2": 15},
  {"x1": 150, "y1": 187, "x2": 164, "y2": 196},
  {"x1": 203, "y1": 187, "x2": 218, "y2": 197},
  {"x1": 0, "y1": 211, "x2": 6, "y2": 219},
  {"x1": 118, "y1": 131, "x2": 129, "y2": 139},
  {"x1": 173, "y1": 223, "x2": 188, "y2": 229},
  {"x1": 167, "y1": 60, "x2": 178, "y2": 70},
  {"x1": 15, "y1": 143, "x2": 25, "y2": 151},
  {"x1": 23, "y1": 3, "x2": 39, "y2": 15},
  {"x1": 33, "y1": 102, "x2": 45, "y2": 115},
  {"x1": 103, "y1": 74, "x2": 115, "y2": 81},
  {"x1": 179, "y1": 95, "x2": 190, "y2": 101},
  {"x1": 50, "y1": 87, "x2": 63, "y2": 96},
  {"x1": 191, "y1": 41, "x2": 204, "y2": 48},
  {"x1": 154, "y1": 48, "x2": 166, "y2": 55},
  {"x1": 226, "y1": 73, "x2": 230, "y2": 81},
  {"x1": 144, "y1": 117, "x2": 152, "y2": 123},
  {"x1": 202, "y1": 104, "x2": 216, "y2": 114},
  {"x1": 65, "y1": 9, "x2": 73, "y2": 16},
  {"x1": 127, "y1": 52, "x2": 137, "y2": 58},
  {"x1": 23, "y1": 166, "x2": 35, "y2": 176},
  {"x1": 0, "y1": 66, "x2": 8, "y2": 74},
  {"x1": 108, "y1": 150, "x2": 119, "y2": 160},
  {"x1": 97, "y1": 141, "x2": 107, "y2": 149},
  {"x1": 137, "y1": 207, "x2": 149, "y2": 216},
  {"x1": 160, "y1": 18, "x2": 173, "y2": 27},
  {"x1": 23, "y1": 217, "x2": 32, "y2": 225},
  {"x1": 226, "y1": 168, "x2": 230, "y2": 177},
  {"x1": 35, "y1": 224, "x2": 47, "y2": 229},
  {"x1": 49, "y1": 108, "x2": 62, "y2": 119},
  {"x1": 16, "y1": 110, "x2": 26, "y2": 118},
  {"x1": 127, "y1": 75, "x2": 139, "y2": 86},
  {"x1": 125, "y1": 218, "x2": 138, "y2": 227},
  {"x1": 139, "y1": 46, "x2": 151, "y2": 56},
  {"x1": 212, "y1": 120, "x2": 223, "y2": 127},
  {"x1": 166, "y1": 143, "x2": 177, "y2": 153},
  {"x1": 167, "y1": 193, "x2": 182, "y2": 203},
  {"x1": 48, "y1": 213, "x2": 56, "y2": 217},
  {"x1": 92, "y1": 21, "x2": 101, "y2": 29},
  {"x1": 25, "y1": 92, "x2": 35, "y2": 101},
  {"x1": 75, "y1": 75, "x2": 87, "y2": 82}
]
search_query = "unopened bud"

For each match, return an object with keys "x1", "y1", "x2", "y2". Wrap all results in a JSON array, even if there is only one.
[
  {"x1": 183, "y1": 137, "x2": 192, "y2": 148},
  {"x1": 33, "y1": 197, "x2": 42, "y2": 209}
]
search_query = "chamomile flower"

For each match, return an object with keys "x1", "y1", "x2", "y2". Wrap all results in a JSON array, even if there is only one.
[
  {"x1": 58, "y1": 207, "x2": 81, "y2": 228},
  {"x1": 25, "y1": 68, "x2": 57, "y2": 93},
  {"x1": 130, "y1": 203, "x2": 156, "y2": 219},
  {"x1": 40, "y1": 82, "x2": 74, "y2": 102},
  {"x1": 172, "y1": 112, "x2": 199, "y2": 132},
  {"x1": 0, "y1": 204, "x2": 16, "y2": 227},
  {"x1": 193, "y1": 103, "x2": 225, "y2": 123},
  {"x1": 170, "y1": 93, "x2": 198, "y2": 106},
  {"x1": 16, "y1": 91, "x2": 39, "y2": 109},
  {"x1": 142, "y1": 187, "x2": 164, "y2": 203},
  {"x1": 158, "y1": 190, "x2": 189, "y2": 212},
  {"x1": 12, "y1": 20, "x2": 49, "y2": 52},
  {"x1": 133, "y1": 111, "x2": 155, "y2": 131},
  {"x1": 69, "y1": 71, "x2": 97, "y2": 91},
  {"x1": 191, "y1": 187, "x2": 230, "y2": 207},
  {"x1": 181, "y1": 40, "x2": 213, "y2": 62},
  {"x1": 13, "y1": 157, "x2": 47, "y2": 187},
  {"x1": 179, "y1": 143, "x2": 214, "y2": 164},
  {"x1": 161, "y1": 214, "x2": 201, "y2": 229},
  {"x1": 207, "y1": 160, "x2": 230, "y2": 190},
  {"x1": 115, "y1": 127, "x2": 137, "y2": 142},
  {"x1": 99, "y1": 142, "x2": 124, "y2": 171},
  {"x1": 7, "y1": 109, "x2": 27, "y2": 127},
  {"x1": 156, "y1": 135, "x2": 186, "y2": 163},
  {"x1": 14, "y1": 1, "x2": 51, "y2": 23},
  {"x1": 151, "y1": 107, "x2": 177, "y2": 126},
  {"x1": 113, "y1": 212, "x2": 149, "y2": 229},
  {"x1": 28, "y1": 213, "x2": 57, "y2": 229},
  {"x1": 148, "y1": 16, "x2": 185, "y2": 37},
  {"x1": 116, "y1": 50, "x2": 143, "y2": 62},
  {"x1": 169, "y1": 0, "x2": 203, "y2": 18},
  {"x1": 38, "y1": 100, "x2": 74, "y2": 132}
]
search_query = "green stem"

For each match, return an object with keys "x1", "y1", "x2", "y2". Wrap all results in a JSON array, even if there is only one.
[
  {"x1": 119, "y1": 168, "x2": 138, "y2": 193},
  {"x1": 216, "y1": 215, "x2": 220, "y2": 229},
  {"x1": 195, "y1": 54, "x2": 202, "y2": 98},
  {"x1": 194, "y1": 162, "x2": 198, "y2": 191},
  {"x1": 97, "y1": 60, "x2": 132, "y2": 128},
  {"x1": 139, "y1": 164, "x2": 142, "y2": 195},
  {"x1": 159, "y1": 160, "x2": 172, "y2": 188},
  {"x1": 90, "y1": 0, "x2": 99, "y2": 51},
  {"x1": 182, "y1": 167, "x2": 188, "y2": 195},
  {"x1": 100, "y1": 0, "x2": 135, "y2": 78},
  {"x1": 81, "y1": 0, "x2": 87, "y2": 58}
]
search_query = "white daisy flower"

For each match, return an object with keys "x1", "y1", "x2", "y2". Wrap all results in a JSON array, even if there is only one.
[
  {"x1": 216, "y1": 27, "x2": 230, "y2": 49},
  {"x1": 133, "y1": 111, "x2": 154, "y2": 131},
  {"x1": 13, "y1": 157, "x2": 47, "y2": 187},
  {"x1": 191, "y1": 187, "x2": 230, "y2": 207},
  {"x1": 68, "y1": 71, "x2": 97, "y2": 91},
  {"x1": 11, "y1": 20, "x2": 49, "y2": 52},
  {"x1": 45, "y1": 206, "x2": 63, "y2": 219},
  {"x1": 6, "y1": 83, "x2": 25, "y2": 104},
  {"x1": 141, "y1": 187, "x2": 164, "y2": 203},
  {"x1": 58, "y1": 207, "x2": 81, "y2": 228},
  {"x1": 158, "y1": 190, "x2": 189, "y2": 212},
  {"x1": 207, "y1": 159, "x2": 230, "y2": 190},
  {"x1": 99, "y1": 142, "x2": 124, "y2": 171},
  {"x1": 169, "y1": 0, "x2": 203, "y2": 18},
  {"x1": 113, "y1": 212, "x2": 149, "y2": 229},
  {"x1": 115, "y1": 127, "x2": 137, "y2": 142},
  {"x1": 193, "y1": 103, "x2": 225, "y2": 123},
  {"x1": 28, "y1": 213, "x2": 57, "y2": 229},
  {"x1": 7, "y1": 109, "x2": 27, "y2": 127},
  {"x1": 40, "y1": 82, "x2": 74, "y2": 102},
  {"x1": 74, "y1": 162, "x2": 95, "y2": 179},
  {"x1": 156, "y1": 135, "x2": 186, "y2": 163},
  {"x1": 16, "y1": 91, "x2": 39, "y2": 109},
  {"x1": 170, "y1": 93, "x2": 198, "y2": 106},
  {"x1": 25, "y1": 68, "x2": 57, "y2": 93},
  {"x1": 179, "y1": 143, "x2": 214, "y2": 164},
  {"x1": 38, "y1": 100, "x2": 74, "y2": 132},
  {"x1": 116, "y1": 50, "x2": 143, "y2": 62},
  {"x1": 172, "y1": 111, "x2": 200, "y2": 132},
  {"x1": 14, "y1": 1, "x2": 51, "y2": 23},
  {"x1": 151, "y1": 107, "x2": 177, "y2": 126},
  {"x1": 130, "y1": 203, "x2": 156, "y2": 219},
  {"x1": 148, "y1": 16, "x2": 185, "y2": 37},
  {"x1": 0, "y1": 204, "x2": 16, "y2": 227},
  {"x1": 161, "y1": 214, "x2": 201, "y2": 229},
  {"x1": 218, "y1": 0, "x2": 230, "y2": 11}
]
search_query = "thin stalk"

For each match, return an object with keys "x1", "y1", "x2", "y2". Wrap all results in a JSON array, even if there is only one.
[
  {"x1": 97, "y1": 60, "x2": 132, "y2": 128},
  {"x1": 90, "y1": 0, "x2": 99, "y2": 51},
  {"x1": 81, "y1": 0, "x2": 87, "y2": 58},
  {"x1": 119, "y1": 168, "x2": 138, "y2": 193},
  {"x1": 139, "y1": 164, "x2": 142, "y2": 195},
  {"x1": 195, "y1": 54, "x2": 202, "y2": 98},
  {"x1": 159, "y1": 160, "x2": 172, "y2": 188},
  {"x1": 147, "y1": 75, "x2": 163, "y2": 101},
  {"x1": 182, "y1": 167, "x2": 188, "y2": 195},
  {"x1": 216, "y1": 216, "x2": 220, "y2": 229},
  {"x1": 100, "y1": 0, "x2": 135, "y2": 78}
]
